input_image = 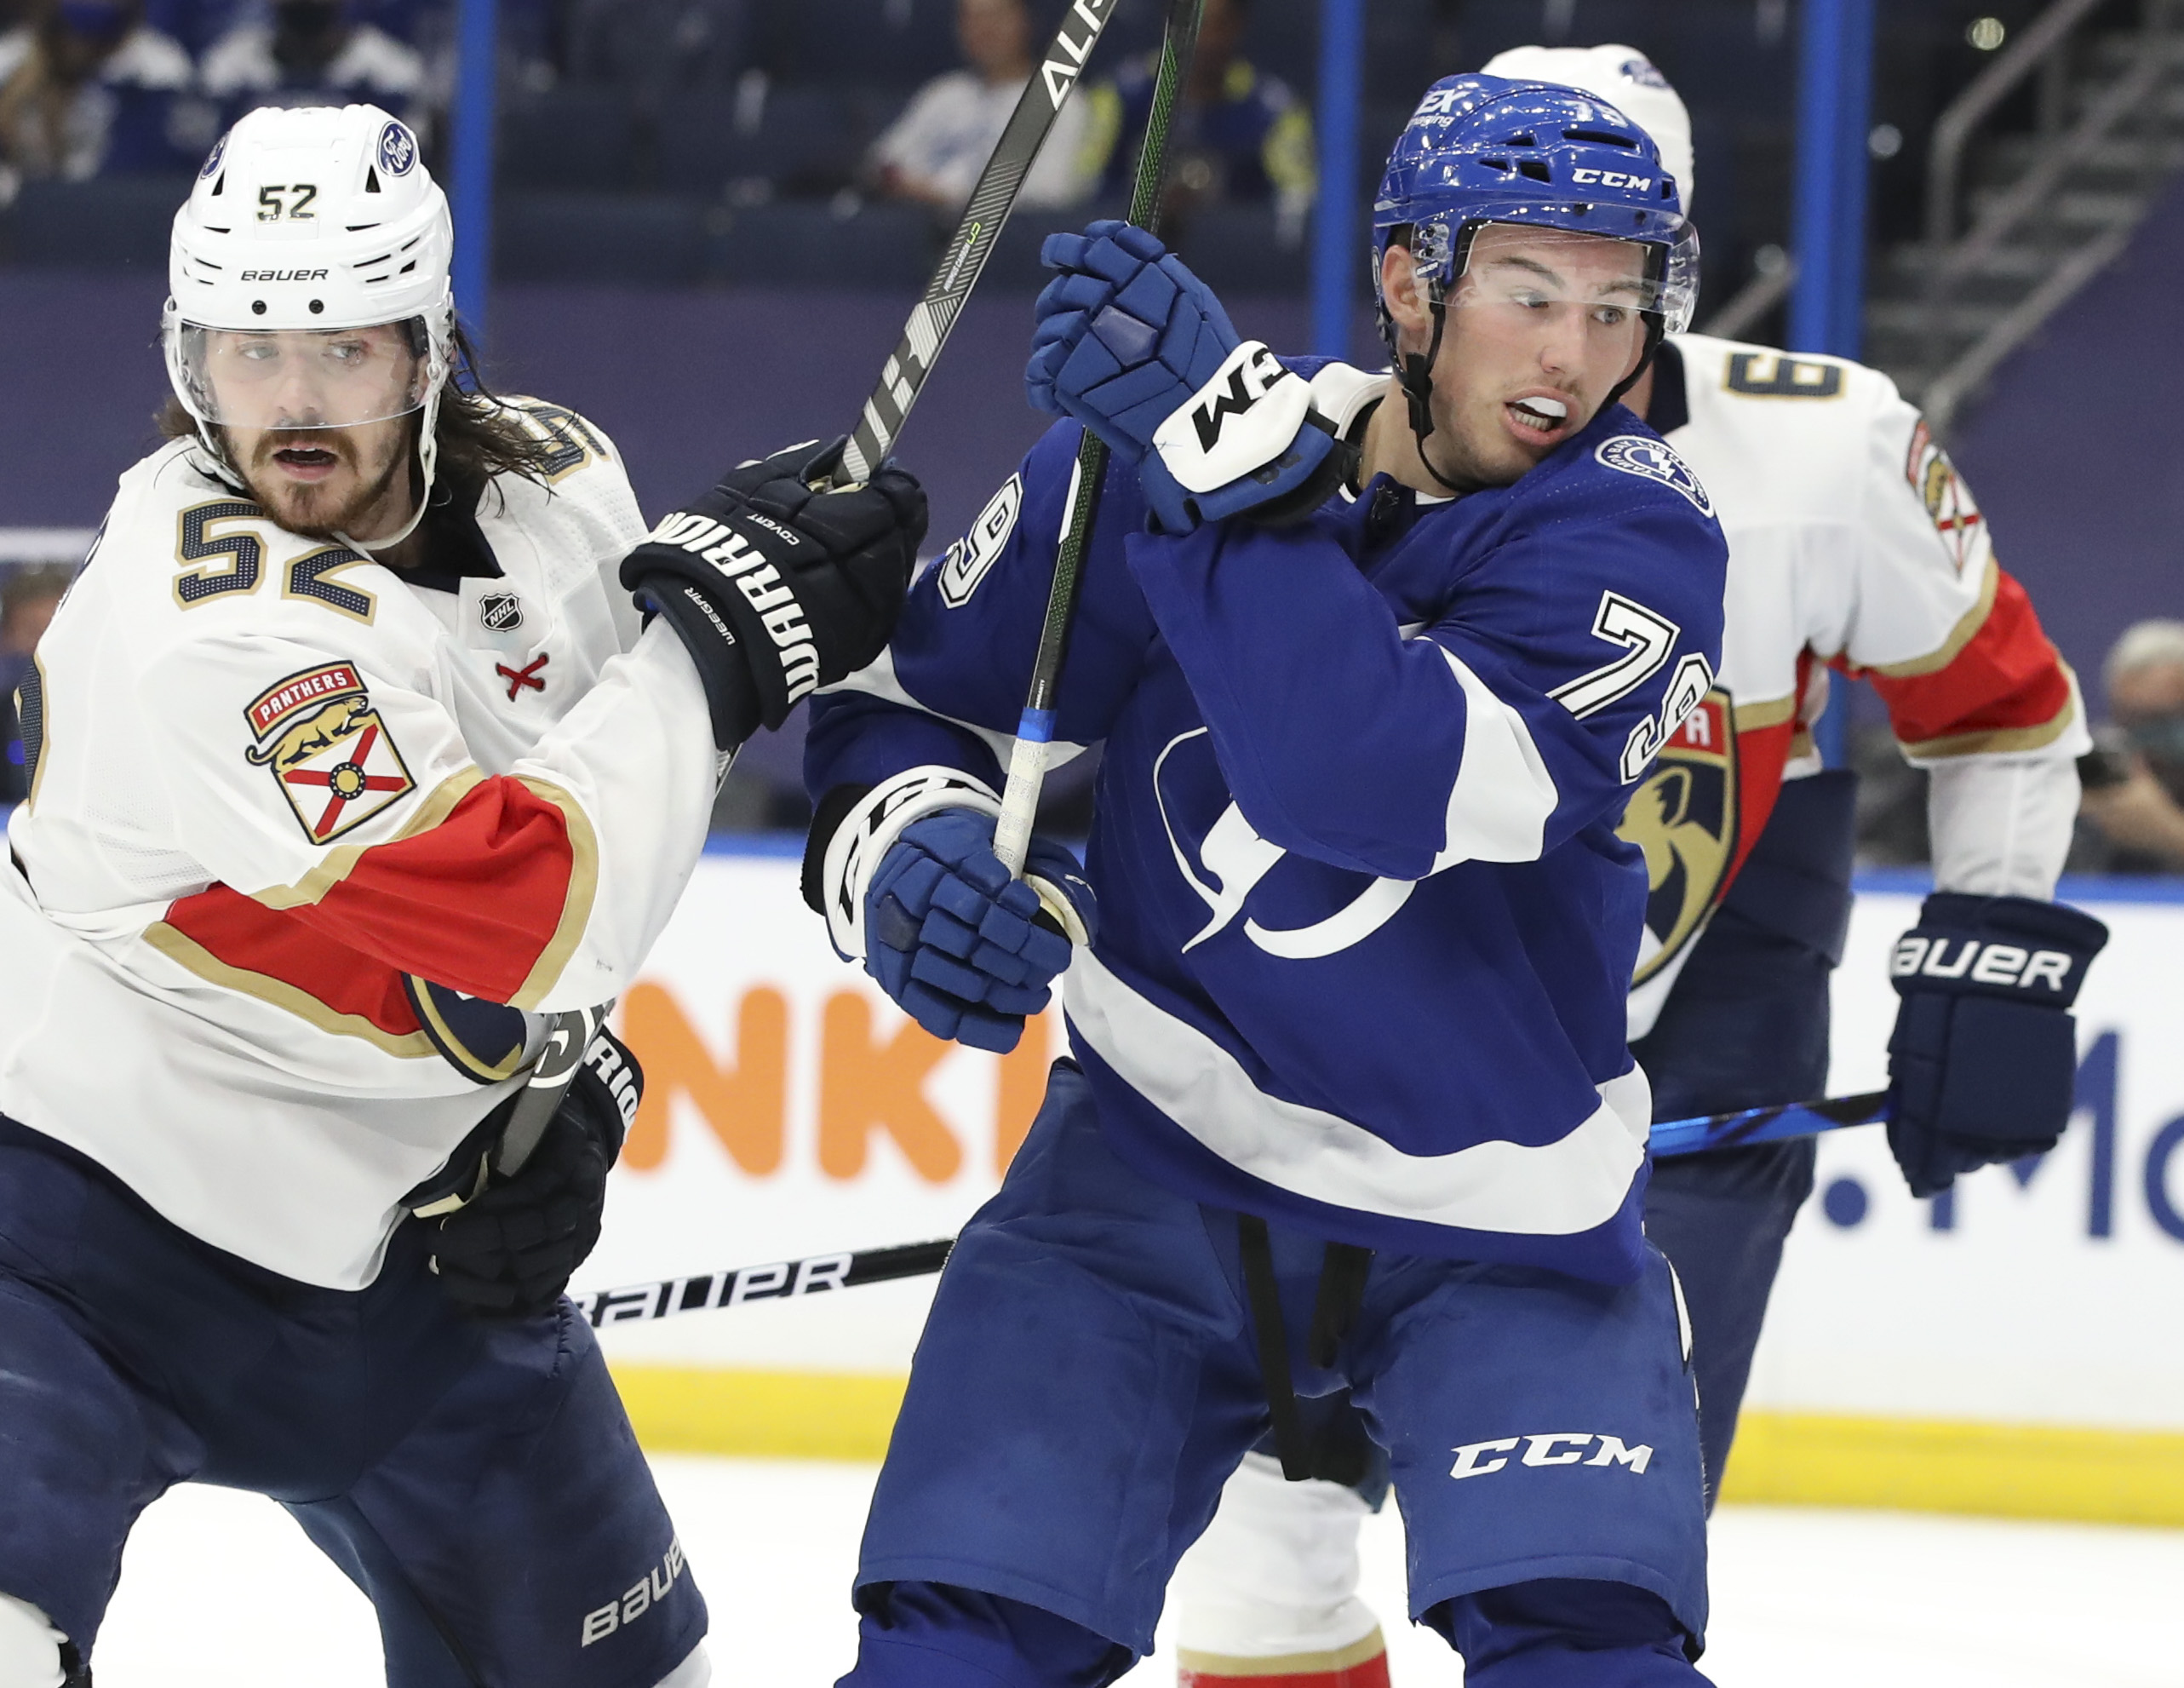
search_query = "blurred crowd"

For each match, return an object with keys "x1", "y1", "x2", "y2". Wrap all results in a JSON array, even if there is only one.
[
  {"x1": 0, "y1": 0, "x2": 1314, "y2": 227},
  {"x1": 1, "y1": 564, "x2": 66, "y2": 802},
  {"x1": 0, "y1": 0, "x2": 427, "y2": 190}
]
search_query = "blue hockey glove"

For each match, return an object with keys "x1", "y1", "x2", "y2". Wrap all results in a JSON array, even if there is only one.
[
  {"x1": 1028, "y1": 222, "x2": 1346, "y2": 532},
  {"x1": 1884, "y1": 893, "x2": 2108, "y2": 1197},
  {"x1": 1028, "y1": 220, "x2": 1240, "y2": 460},
  {"x1": 865, "y1": 809, "x2": 1095, "y2": 1054}
]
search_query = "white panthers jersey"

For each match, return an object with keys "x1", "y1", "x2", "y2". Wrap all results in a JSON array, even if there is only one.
[
  {"x1": 0, "y1": 402, "x2": 718, "y2": 1287},
  {"x1": 1623, "y1": 335, "x2": 2087, "y2": 1036}
]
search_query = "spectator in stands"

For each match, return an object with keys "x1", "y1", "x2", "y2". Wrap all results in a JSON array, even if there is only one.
[
  {"x1": 0, "y1": 0, "x2": 194, "y2": 182},
  {"x1": 0, "y1": 566, "x2": 69, "y2": 804},
  {"x1": 198, "y1": 0, "x2": 422, "y2": 129},
  {"x1": 1086, "y1": 0, "x2": 1312, "y2": 235},
  {"x1": 869, "y1": 0, "x2": 1098, "y2": 213},
  {"x1": 2075, "y1": 618, "x2": 2184, "y2": 874}
]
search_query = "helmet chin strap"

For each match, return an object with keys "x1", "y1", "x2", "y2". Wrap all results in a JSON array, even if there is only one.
[{"x1": 1390, "y1": 292, "x2": 1473, "y2": 497}]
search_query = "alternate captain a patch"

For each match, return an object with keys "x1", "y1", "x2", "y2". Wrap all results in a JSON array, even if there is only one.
[
  {"x1": 244, "y1": 662, "x2": 414, "y2": 842},
  {"x1": 1619, "y1": 686, "x2": 1738, "y2": 986}
]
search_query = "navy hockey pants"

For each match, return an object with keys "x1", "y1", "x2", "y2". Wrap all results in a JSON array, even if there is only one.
[
  {"x1": 0, "y1": 1115, "x2": 707, "y2": 1687},
  {"x1": 838, "y1": 1062, "x2": 1711, "y2": 1687},
  {"x1": 1247, "y1": 773, "x2": 1848, "y2": 1507}
]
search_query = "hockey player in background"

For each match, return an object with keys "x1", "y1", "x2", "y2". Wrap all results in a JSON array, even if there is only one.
[
  {"x1": 0, "y1": 104, "x2": 924, "y2": 1687},
  {"x1": 1167, "y1": 48, "x2": 2109, "y2": 1688},
  {"x1": 804, "y1": 77, "x2": 1732, "y2": 1685}
]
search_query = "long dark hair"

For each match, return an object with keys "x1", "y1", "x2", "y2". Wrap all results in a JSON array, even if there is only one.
[{"x1": 156, "y1": 319, "x2": 561, "y2": 490}]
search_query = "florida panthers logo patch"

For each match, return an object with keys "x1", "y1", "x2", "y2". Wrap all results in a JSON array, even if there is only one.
[
  {"x1": 1619, "y1": 686, "x2": 1738, "y2": 987},
  {"x1": 244, "y1": 663, "x2": 414, "y2": 843},
  {"x1": 1596, "y1": 435, "x2": 1713, "y2": 516},
  {"x1": 1904, "y1": 419, "x2": 1985, "y2": 576}
]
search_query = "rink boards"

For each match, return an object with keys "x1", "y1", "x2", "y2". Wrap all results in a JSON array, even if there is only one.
[{"x1": 588, "y1": 849, "x2": 2184, "y2": 1521}]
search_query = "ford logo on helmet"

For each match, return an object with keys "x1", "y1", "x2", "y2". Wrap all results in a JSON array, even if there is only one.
[
  {"x1": 377, "y1": 120, "x2": 416, "y2": 177},
  {"x1": 198, "y1": 132, "x2": 227, "y2": 181}
]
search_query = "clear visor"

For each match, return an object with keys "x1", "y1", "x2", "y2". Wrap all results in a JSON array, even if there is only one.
[
  {"x1": 175, "y1": 317, "x2": 432, "y2": 429},
  {"x1": 1420, "y1": 216, "x2": 1701, "y2": 336}
]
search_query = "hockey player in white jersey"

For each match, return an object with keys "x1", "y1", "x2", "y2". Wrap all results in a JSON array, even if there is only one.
[
  {"x1": 0, "y1": 104, "x2": 925, "y2": 1687},
  {"x1": 1168, "y1": 47, "x2": 2106, "y2": 1688}
]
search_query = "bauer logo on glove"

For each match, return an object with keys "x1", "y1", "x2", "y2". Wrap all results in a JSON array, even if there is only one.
[{"x1": 1883, "y1": 892, "x2": 2108, "y2": 1198}]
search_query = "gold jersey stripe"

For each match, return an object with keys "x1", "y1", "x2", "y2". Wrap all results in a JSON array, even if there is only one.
[
  {"x1": 509, "y1": 775, "x2": 600, "y2": 1010},
  {"x1": 1176, "y1": 1629, "x2": 1390, "y2": 1676},
  {"x1": 142, "y1": 920, "x2": 439, "y2": 1059},
  {"x1": 1864, "y1": 555, "x2": 2000, "y2": 680},
  {"x1": 250, "y1": 766, "x2": 486, "y2": 911},
  {"x1": 1732, "y1": 692, "x2": 1798, "y2": 732}
]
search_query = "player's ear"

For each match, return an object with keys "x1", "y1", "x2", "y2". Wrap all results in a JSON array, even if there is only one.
[{"x1": 1381, "y1": 244, "x2": 1432, "y2": 338}]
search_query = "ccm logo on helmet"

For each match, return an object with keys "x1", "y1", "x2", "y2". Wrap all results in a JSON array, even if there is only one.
[
  {"x1": 1450, "y1": 1433, "x2": 1655, "y2": 1479},
  {"x1": 1570, "y1": 168, "x2": 1655, "y2": 190},
  {"x1": 1890, "y1": 937, "x2": 2076, "y2": 991},
  {"x1": 238, "y1": 268, "x2": 330, "y2": 282},
  {"x1": 650, "y1": 511, "x2": 823, "y2": 702}
]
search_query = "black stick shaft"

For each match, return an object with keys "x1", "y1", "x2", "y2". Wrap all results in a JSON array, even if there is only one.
[
  {"x1": 832, "y1": 0, "x2": 1126, "y2": 488},
  {"x1": 993, "y1": 0, "x2": 1206, "y2": 871},
  {"x1": 571, "y1": 1094, "x2": 1895, "y2": 1327}
]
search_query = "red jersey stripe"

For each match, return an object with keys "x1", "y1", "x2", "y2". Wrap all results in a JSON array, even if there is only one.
[{"x1": 1837, "y1": 568, "x2": 2075, "y2": 755}]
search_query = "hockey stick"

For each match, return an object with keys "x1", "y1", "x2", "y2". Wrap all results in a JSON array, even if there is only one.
[
  {"x1": 992, "y1": 0, "x2": 1206, "y2": 873},
  {"x1": 1643, "y1": 1088, "x2": 1887, "y2": 1158},
  {"x1": 575, "y1": 1237, "x2": 953, "y2": 1328},
  {"x1": 571, "y1": 1091, "x2": 1892, "y2": 1328},
  {"x1": 830, "y1": 0, "x2": 1128, "y2": 487}
]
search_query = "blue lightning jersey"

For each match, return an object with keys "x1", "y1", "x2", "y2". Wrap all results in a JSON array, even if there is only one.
[{"x1": 806, "y1": 394, "x2": 1726, "y2": 1283}]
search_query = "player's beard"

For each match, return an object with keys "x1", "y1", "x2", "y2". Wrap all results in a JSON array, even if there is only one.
[{"x1": 229, "y1": 417, "x2": 418, "y2": 543}]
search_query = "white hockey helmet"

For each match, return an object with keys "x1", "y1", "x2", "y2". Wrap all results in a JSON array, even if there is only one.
[
  {"x1": 163, "y1": 103, "x2": 456, "y2": 544},
  {"x1": 1480, "y1": 45, "x2": 1695, "y2": 212}
]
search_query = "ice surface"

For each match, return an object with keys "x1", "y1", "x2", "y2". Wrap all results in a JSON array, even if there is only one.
[{"x1": 83, "y1": 1455, "x2": 2184, "y2": 1685}]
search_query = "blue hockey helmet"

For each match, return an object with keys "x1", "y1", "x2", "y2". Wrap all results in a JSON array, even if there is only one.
[
  {"x1": 1373, "y1": 73, "x2": 1698, "y2": 330},
  {"x1": 1370, "y1": 74, "x2": 1700, "y2": 477}
]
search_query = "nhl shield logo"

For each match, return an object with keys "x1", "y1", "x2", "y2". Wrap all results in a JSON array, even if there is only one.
[
  {"x1": 1619, "y1": 687, "x2": 1738, "y2": 986},
  {"x1": 244, "y1": 663, "x2": 415, "y2": 843},
  {"x1": 479, "y1": 591, "x2": 525, "y2": 632}
]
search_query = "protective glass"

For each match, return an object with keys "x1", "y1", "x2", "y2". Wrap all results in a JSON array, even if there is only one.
[
  {"x1": 1419, "y1": 215, "x2": 1702, "y2": 336},
  {"x1": 174, "y1": 316, "x2": 431, "y2": 429}
]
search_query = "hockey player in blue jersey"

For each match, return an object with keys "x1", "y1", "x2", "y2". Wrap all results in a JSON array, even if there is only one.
[{"x1": 795, "y1": 76, "x2": 1727, "y2": 1684}]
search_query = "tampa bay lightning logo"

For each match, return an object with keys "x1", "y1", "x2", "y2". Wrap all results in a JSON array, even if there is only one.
[
  {"x1": 1622, "y1": 57, "x2": 1671, "y2": 89},
  {"x1": 1596, "y1": 435, "x2": 1714, "y2": 517},
  {"x1": 198, "y1": 132, "x2": 227, "y2": 180},
  {"x1": 376, "y1": 120, "x2": 417, "y2": 177}
]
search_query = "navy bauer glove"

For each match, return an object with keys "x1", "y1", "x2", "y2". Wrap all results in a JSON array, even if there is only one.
[
  {"x1": 1027, "y1": 221, "x2": 1349, "y2": 533},
  {"x1": 1885, "y1": 892, "x2": 2108, "y2": 1197},
  {"x1": 622, "y1": 438, "x2": 926, "y2": 746},
  {"x1": 810, "y1": 768, "x2": 1097, "y2": 1054},
  {"x1": 432, "y1": 1025, "x2": 643, "y2": 1319}
]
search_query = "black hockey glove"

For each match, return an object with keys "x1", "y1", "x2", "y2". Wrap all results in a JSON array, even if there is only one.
[
  {"x1": 1884, "y1": 893, "x2": 2108, "y2": 1198},
  {"x1": 431, "y1": 1025, "x2": 643, "y2": 1320},
  {"x1": 620, "y1": 438, "x2": 926, "y2": 747}
]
